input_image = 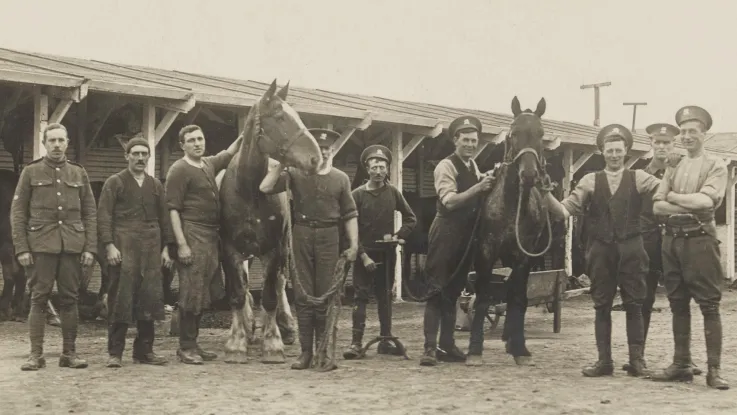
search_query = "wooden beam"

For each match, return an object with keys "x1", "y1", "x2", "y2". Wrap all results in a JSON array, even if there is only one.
[
  {"x1": 726, "y1": 166, "x2": 737, "y2": 281},
  {"x1": 624, "y1": 151, "x2": 646, "y2": 169},
  {"x1": 490, "y1": 129, "x2": 508, "y2": 145},
  {"x1": 76, "y1": 98, "x2": 87, "y2": 164},
  {"x1": 201, "y1": 107, "x2": 227, "y2": 125},
  {"x1": 154, "y1": 110, "x2": 180, "y2": 145},
  {"x1": 331, "y1": 114, "x2": 373, "y2": 153},
  {"x1": 562, "y1": 147, "x2": 574, "y2": 277},
  {"x1": 390, "y1": 127, "x2": 404, "y2": 303},
  {"x1": 184, "y1": 105, "x2": 202, "y2": 124},
  {"x1": 89, "y1": 80, "x2": 192, "y2": 101},
  {"x1": 401, "y1": 134, "x2": 426, "y2": 161},
  {"x1": 43, "y1": 83, "x2": 89, "y2": 103},
  {"x1": 32, "y1": 88, "x2": 49, "y2": 160},
  {"x1": 129, "y1": 94, "x2": 196, "y2": 113},
  {"x1": 142, "y1": 104, "x2": 156, "y2": 176},
  {"x1": 48, "y1": 99, "x2": 73, "y2": 124},
  {"x1": 571, "y1": 152, "x2": 594, "y2": 174},
  {"x1": 86, "y1": 97, "x2": 120, "y2": 150},
  {"x1": 0, "y1": 69, "x2": 86, "y2": 89},
  {"x1": 472, "y1": 141, "x2": 491, "y2": 160}
]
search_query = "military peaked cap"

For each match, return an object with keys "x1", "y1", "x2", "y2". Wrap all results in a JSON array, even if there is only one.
[
  {"x1": 596, "y1": 123, "x2": 633, "y2": 150},
  {"x1": 675, "y1": 105, "x2": 712, "y2": 131},
  {"x1": 448, "y1": 116, "x2": 482, "y2": 138},
  {"x1": 360, "y1": 144, "x2": 392, "y2": 166},
  {"x1": 645, "y1": 123, "x2": 679, "y2": 139},
  {"x1": 308, "y1": 128, "x2": 341, "y2": 148}
]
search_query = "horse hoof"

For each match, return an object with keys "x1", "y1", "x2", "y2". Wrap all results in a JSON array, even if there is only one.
[
  {"x1": 514, "y1": 356, "x2": 535, "y2": 366},
  {"x1": 281, "y1": 330, "x2": 295, "y2": 346},
  {"x1": 261, "y1": 352, "x2": 285, "y2": 364}
]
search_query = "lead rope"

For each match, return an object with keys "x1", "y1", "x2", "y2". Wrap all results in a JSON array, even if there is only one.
[{"x1": 283, "y1": 178, "x2": 351, "y2": 371}]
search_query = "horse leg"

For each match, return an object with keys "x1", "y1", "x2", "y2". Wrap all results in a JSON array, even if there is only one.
[
  {"x1": 161, "y1": 263, "x2": 175, "y2": 306},
  {"x1": 0, "y1": 257, "x2": 16, "y2": 320},
  {"x1": 223, "y1": 244, "x2": 252, "y2": 364},
  {"x1": 466, "y1": 242, "x2": 499, "y2": 365},
  {"x1": 505, "y1": 260, "x2": 533, "y2": 366},
  {"x1": 260, "y1": 252, "x2": 285, "y2": 364},
  {"x1": 275, "y1": 270, "x2": 296, "y2": 345}
]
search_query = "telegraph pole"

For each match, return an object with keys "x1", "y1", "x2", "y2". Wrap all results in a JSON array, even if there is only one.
[
  {"x1": 623, "y1": 102, "x2": 647, "y2": 132},
  {"x1": 580, "y1": 81, "x2": 612, "y2": 127}
]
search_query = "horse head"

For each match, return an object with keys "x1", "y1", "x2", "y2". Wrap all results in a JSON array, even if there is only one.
[
  {"x1": 250, "y1": 79, "x2": 322, "y2": 175},
  {"x1": 509, "y1": 96, "x2": 551, "y2": 188}
]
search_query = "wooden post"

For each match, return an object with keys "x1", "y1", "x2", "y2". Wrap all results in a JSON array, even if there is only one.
[
  {"x1": 580, "y1": 82, "x2": 611, "y2": 127},
  {"x1": 76, "y1": 98, "x2": 87, "y2": 164},
  {"x1": 726, "y1": 166, "x2": 736, "y2": 281},
  {"x1": 142, "y1": 104, "x2": 156, "y2": 176},
  {"x1": 562, "y1": 147, "x2": 574, "y2": 277},
  {"x1": 33, "y1": 88, "x2": 49, "y2": 160},
  {"x1": 623, "y1": 102, "x2": 647, "y2": 133},
  {"x1": 159, "y1": 134, "x2": 171, "y2": 180},
  {"x1": 390, "y1": 126, "x2": 404, "y2": 302}
]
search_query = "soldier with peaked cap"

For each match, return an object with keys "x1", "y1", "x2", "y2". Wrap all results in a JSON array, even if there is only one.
[
  {"x1": 98, "y1": 136, "x2": 174, "y2": 368},
  {"x1": 543, "y1": 123, "x2": 661, "y2": 378},
  {"x1": 10, "y1": 123, "x2": 98, "y2": 371},
  {"x1": 342, "y1": 145, "x2": 417, "y2": 360},
  {"x1": 651, "y1": 106, "x2": 729, "y2": 389},
  {"x1": 420, "y1": 115, "x2": 497, "y2": 367},
  {"x1": 261, "y1": 127, "x2": 359, "y2": 372}
]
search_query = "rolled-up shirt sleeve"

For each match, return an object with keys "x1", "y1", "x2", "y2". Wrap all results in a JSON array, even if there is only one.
[
  {"x1": 634, "y1": 169, "x2": 661, "y2": 194},
  {"x1": 339, "y1": 173, "x2": 358, "y2": 221},
  {"x1": 653, "y1": 167, "x2": 674, "y2": 202},
  {"x1": 700, "y1": 159, "x2": 728, "y2": 207},
  {"x1": 560, "y1": 173, "x2": 595, "y2": 216},
  {"x1": 434, "y1": 159, "x2": 458, "y2": 206}
]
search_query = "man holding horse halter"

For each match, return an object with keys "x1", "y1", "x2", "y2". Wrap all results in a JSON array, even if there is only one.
[
  {"x1": 420, "y1": 116, "x2": 495, "y2": 367},
  {"x1": 343, "y1": 144, "x2": 417, "y2": 360},
  {"x1": 260, "y1": 128, "x2": 359, "y2": 371},
  {"x1": 650, "y1": 106, "x2": 729, "y2": 390},
  {"x1": 165, "y1": 124, "x2": 243, "y2": 365},
  {"x1": 544, "y1": 123, "x2": 660, "y2": 378}
]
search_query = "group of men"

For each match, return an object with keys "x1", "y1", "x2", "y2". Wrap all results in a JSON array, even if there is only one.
[
  {"x1": 9, "y1": 121, "x2": 418, "y2": 373},
  {"x1": 8, "y1": 105, "x2": 732, "y2": 389}
]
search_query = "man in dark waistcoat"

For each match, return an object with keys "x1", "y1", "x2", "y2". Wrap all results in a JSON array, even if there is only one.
[
  {"x1": 98, "y1": 137, "x2": 174, "y2": 368},
  {"x1": 260, "y1": 128, "x2": 359, "y2": 372},
  {"x1": 342, "y1": 145, "x2": 417, "y2": 359},
  {"x1": 10, "y1": 123, "x2": 97, "y2": 371},
  {"x1": 544, "y1": 124, "x2": 660, "y2": 378},
  {"x1": 166, "y1": 124, "x2": 242, "y2": 365},
  {"x1": 651, "y1": 106, "x2": 729, "y2": 390},
  {"x1": 420, "y1": 116, "x2": 495, "y2": 367}
]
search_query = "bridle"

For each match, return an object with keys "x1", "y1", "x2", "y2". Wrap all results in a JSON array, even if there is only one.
[{"x1": 249, "y1": 102, "x2": 310, "y2": 164}]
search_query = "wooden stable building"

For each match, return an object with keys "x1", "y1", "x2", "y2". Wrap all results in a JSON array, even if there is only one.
[{"x1": 2, "y1": 47, "x2": 737, "y2": 299}]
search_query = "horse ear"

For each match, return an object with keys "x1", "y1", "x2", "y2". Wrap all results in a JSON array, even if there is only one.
[
  {"x1": 264, "y1": 79, "x2": 278, "y2": 101},
  {"x1": 534, "y1": 98, "x2": 546, "y2": 118},
  {"x1": 511, "y1": 96, "x2": 522, "y2": 117},
  {"x1": 276, "y1": 81, "x2": 290, "y2": 100}
]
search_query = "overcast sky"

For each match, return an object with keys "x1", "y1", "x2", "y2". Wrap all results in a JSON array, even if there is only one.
[{"x1": 2, "y1": 0, "x2": 736, "y2": 133}]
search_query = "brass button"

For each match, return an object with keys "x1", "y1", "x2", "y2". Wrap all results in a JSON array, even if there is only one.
[
  {"x1": 56, "y1": 179, "x2": 60, "y2": 183},
  {"x1": 57, "y1": 192, "x2": 61, "y2": 196},
  {"x1": 58, "y1": 220, "x2": 63, "y2": 224},
  {"x1": 58, "y1": 206, "x2": 63, "y2": 210},
  {"x1": 55, "y1": 168, "x2": 60, "y2": 171}
]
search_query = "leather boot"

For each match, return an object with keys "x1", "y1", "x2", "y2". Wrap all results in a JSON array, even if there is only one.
[
  {"x1": 652, "y1": 305, "x2": 693, "y2": 382},
  {"x1": 20, "y1": 355, "x2": 46, "y2": 371},
  {"x1": 421, "y1": 298, "x2": 441, "y2": 367},
  {"x1": 314, "y1": 314, "x2": 337, "y2": 371},
  {"x1": 702, "y1": 305, "x2": 728, "y2": 389},
  {"x1": 582, "y1": 309, "x2": 613, "y2": 377},
  {"x1": 22, "y1": 302, "x2": 46, "y2": 371},
  {"x1": 59, "y1": 305, "x2": 87, "y2": 369},
  {"x1": 626, "y1": 344, "x2": 651, "y2": 377},
  {"x1": 106, "y1": 355, "x2": 122, "y2": 368},
  {"x1": 624, "y1": 304, "x2": 649, "y2": 377},
  {"x1": 177, "y1": 348, "x2": 204, "y2": 365},
  {"x1": 706, "y1": 366, "x2": 730, "y2": 390},
  {"x1": 419, "y1": 347, "x2": 437, "y2": 367},
  {"x1": 291, "y1": 308, "x2": 314, "y2": 370},
  {"x1": 344, "y1": 302, "x2": 366, "y2": 360}
]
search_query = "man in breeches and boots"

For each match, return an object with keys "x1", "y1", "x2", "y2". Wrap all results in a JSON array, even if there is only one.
[
  {"x1": 420, "y1": 116, "x2": 495, "y2": 367},
  {"x1": 651, "y1": 106, "x2": 729, "y2": 390},
  {"x1": 98, "y1": 137, "x2": 174, "y2": 368},
  {"x1": 11, "y1": 123, "x2": 97, "y2": 371},
  {"x1": 343, "y1": 145, "x2": 417, "y2": 359},
  {"x1": 544, "y1": 124, "x2": 660, "y2": 378},
  {"x1": 621, "y1": 123, "x2": 702, "y2": 376},
  {"x1": 260, "y1": 128, "x2": 359, "y2": 371},
  {"x1": 166, "y1": 125, "x2": 242, "y2": 364}
]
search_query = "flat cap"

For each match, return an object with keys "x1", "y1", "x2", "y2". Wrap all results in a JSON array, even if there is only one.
[
  {"x1": 596, "y1": 123, "x2": 633, "y2": 150},
  {"x1": 449, "y1": 116, "x2": 482, "y2": 138},
  {"x1": 125, "y1": 136, "x2": 150, "y2": 153},
  {"x1": 645, "y1": 123, "x2": 679, "y2": 139},
  {"x1": 308, "y1": 128, "x2": 341, "y2": 148},
  {"x1": 675, "y1": 105, "x2": 712, "y2": 131},
  {"x1": 360, "y1": 144, "x2": 392, "y2": 166}
]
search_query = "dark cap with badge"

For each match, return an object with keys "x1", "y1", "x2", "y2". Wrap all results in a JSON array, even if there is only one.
[
  {"x1": 596, "y1": 123, "x2": 633, "y2": 151},
  {"x1": 448, "y1": 116, "x2": 482, "y2": 138},
  {"x1": 645, "y1": 123, "x2": 679, "y2": 140},
  {"x1": 675, "y1": 105, "x2": 712, "y2": 131},
  {"x1": 309, "y1": 128, "x2": 341, "y2": 148},
  {"x1": 360, "y1": 144, "x2": 392, "y2": 167}
]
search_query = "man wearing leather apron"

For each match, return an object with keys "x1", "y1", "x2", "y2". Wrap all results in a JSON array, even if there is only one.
[{"x1": 651, "y1": 106, "x2": 729, "y2": 390}]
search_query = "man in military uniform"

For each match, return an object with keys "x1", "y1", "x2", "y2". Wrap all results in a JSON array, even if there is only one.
[
  {"x1": 651, "y1": 106, "x2": 729, "y2": 390},
  {"x1": 342, "y1": 145, "x2": 417, "y2": 359},
  {"x1": 260, "y1": 128, "x2": 359, "y2": 372},
  {"x1": 544, "y1": 124, "x2": 660, "y2": 378},
  {"x1": 420, "y1": 116, "x2": 495, "y2": 367},
  {"x1": 166, "y1": 124, "x2": 242, "y2": 365},
  {"x1": 98, "y1": 136, "x2": 174, "y2": 368},
  {"x1": 11, "y1": 123, "x2": 97, "y2": 371}
]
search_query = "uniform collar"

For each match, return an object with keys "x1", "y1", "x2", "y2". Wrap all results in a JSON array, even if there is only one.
[{"x1": 43, "y1": 156, "x2": 67, "y2": 168}]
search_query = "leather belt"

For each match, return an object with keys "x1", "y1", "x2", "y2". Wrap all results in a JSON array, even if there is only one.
[
  {"x1": 662, "y1": 224, "x2": 707, "y2": 238},
  {"x1": 294, "y1": 220, "x2": 338, "y2": 229}
]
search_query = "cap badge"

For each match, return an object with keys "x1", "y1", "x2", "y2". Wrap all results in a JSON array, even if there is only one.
[
  {"x1": 376, "y1": 149, "x2": 384, "y2": 156},
  {"x1": 611, "y1": 127, "x2": 620, "y2": 134},
  {"x1": 660, "y1": 126, "x2": 668, "y2": 134},
  {"x1": 463, "y1": 119, "x2": 470, "y2": 125},
  {"x1": 683, "y1": 109, "x2": 690, "y2": 115},
  {"x1": 319, "y1": 133, "x2": 327, "y2": 140}
]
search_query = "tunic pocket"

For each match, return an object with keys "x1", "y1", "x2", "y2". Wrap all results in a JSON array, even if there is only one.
[{"x1": 63, "y1": 180, "x2": 83, "y2": 210}]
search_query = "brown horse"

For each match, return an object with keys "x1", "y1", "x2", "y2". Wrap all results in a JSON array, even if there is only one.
[
  {"x1": 220, "y1": 80, "x2": 322, "y2": 364},
  {"x1": 0, "y1": 169, "x2": 27, "y2": 321},
  {"x1": 470, "y1": 96, "x2": 556, "y2": 365}
]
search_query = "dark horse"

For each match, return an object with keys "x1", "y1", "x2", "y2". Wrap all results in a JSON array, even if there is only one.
[
  {"x1": 219, "y1": 80, "x2": 322, "y2": 364},
  {"x1": 0, "y1": 169, "x2": 27, "y2": 321},
  {"x1": 472, "y1": 97, "x2": 555, "y2": 365}
]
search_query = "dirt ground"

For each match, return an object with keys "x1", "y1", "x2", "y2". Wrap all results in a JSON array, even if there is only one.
[{"x1": 1, "y1": 288, "x2": 737, "y2": 415}]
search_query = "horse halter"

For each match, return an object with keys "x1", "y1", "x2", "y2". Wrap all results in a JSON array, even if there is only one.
[{"x1": 252, "y1": 103, "x2": 309, "y2": 163}]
